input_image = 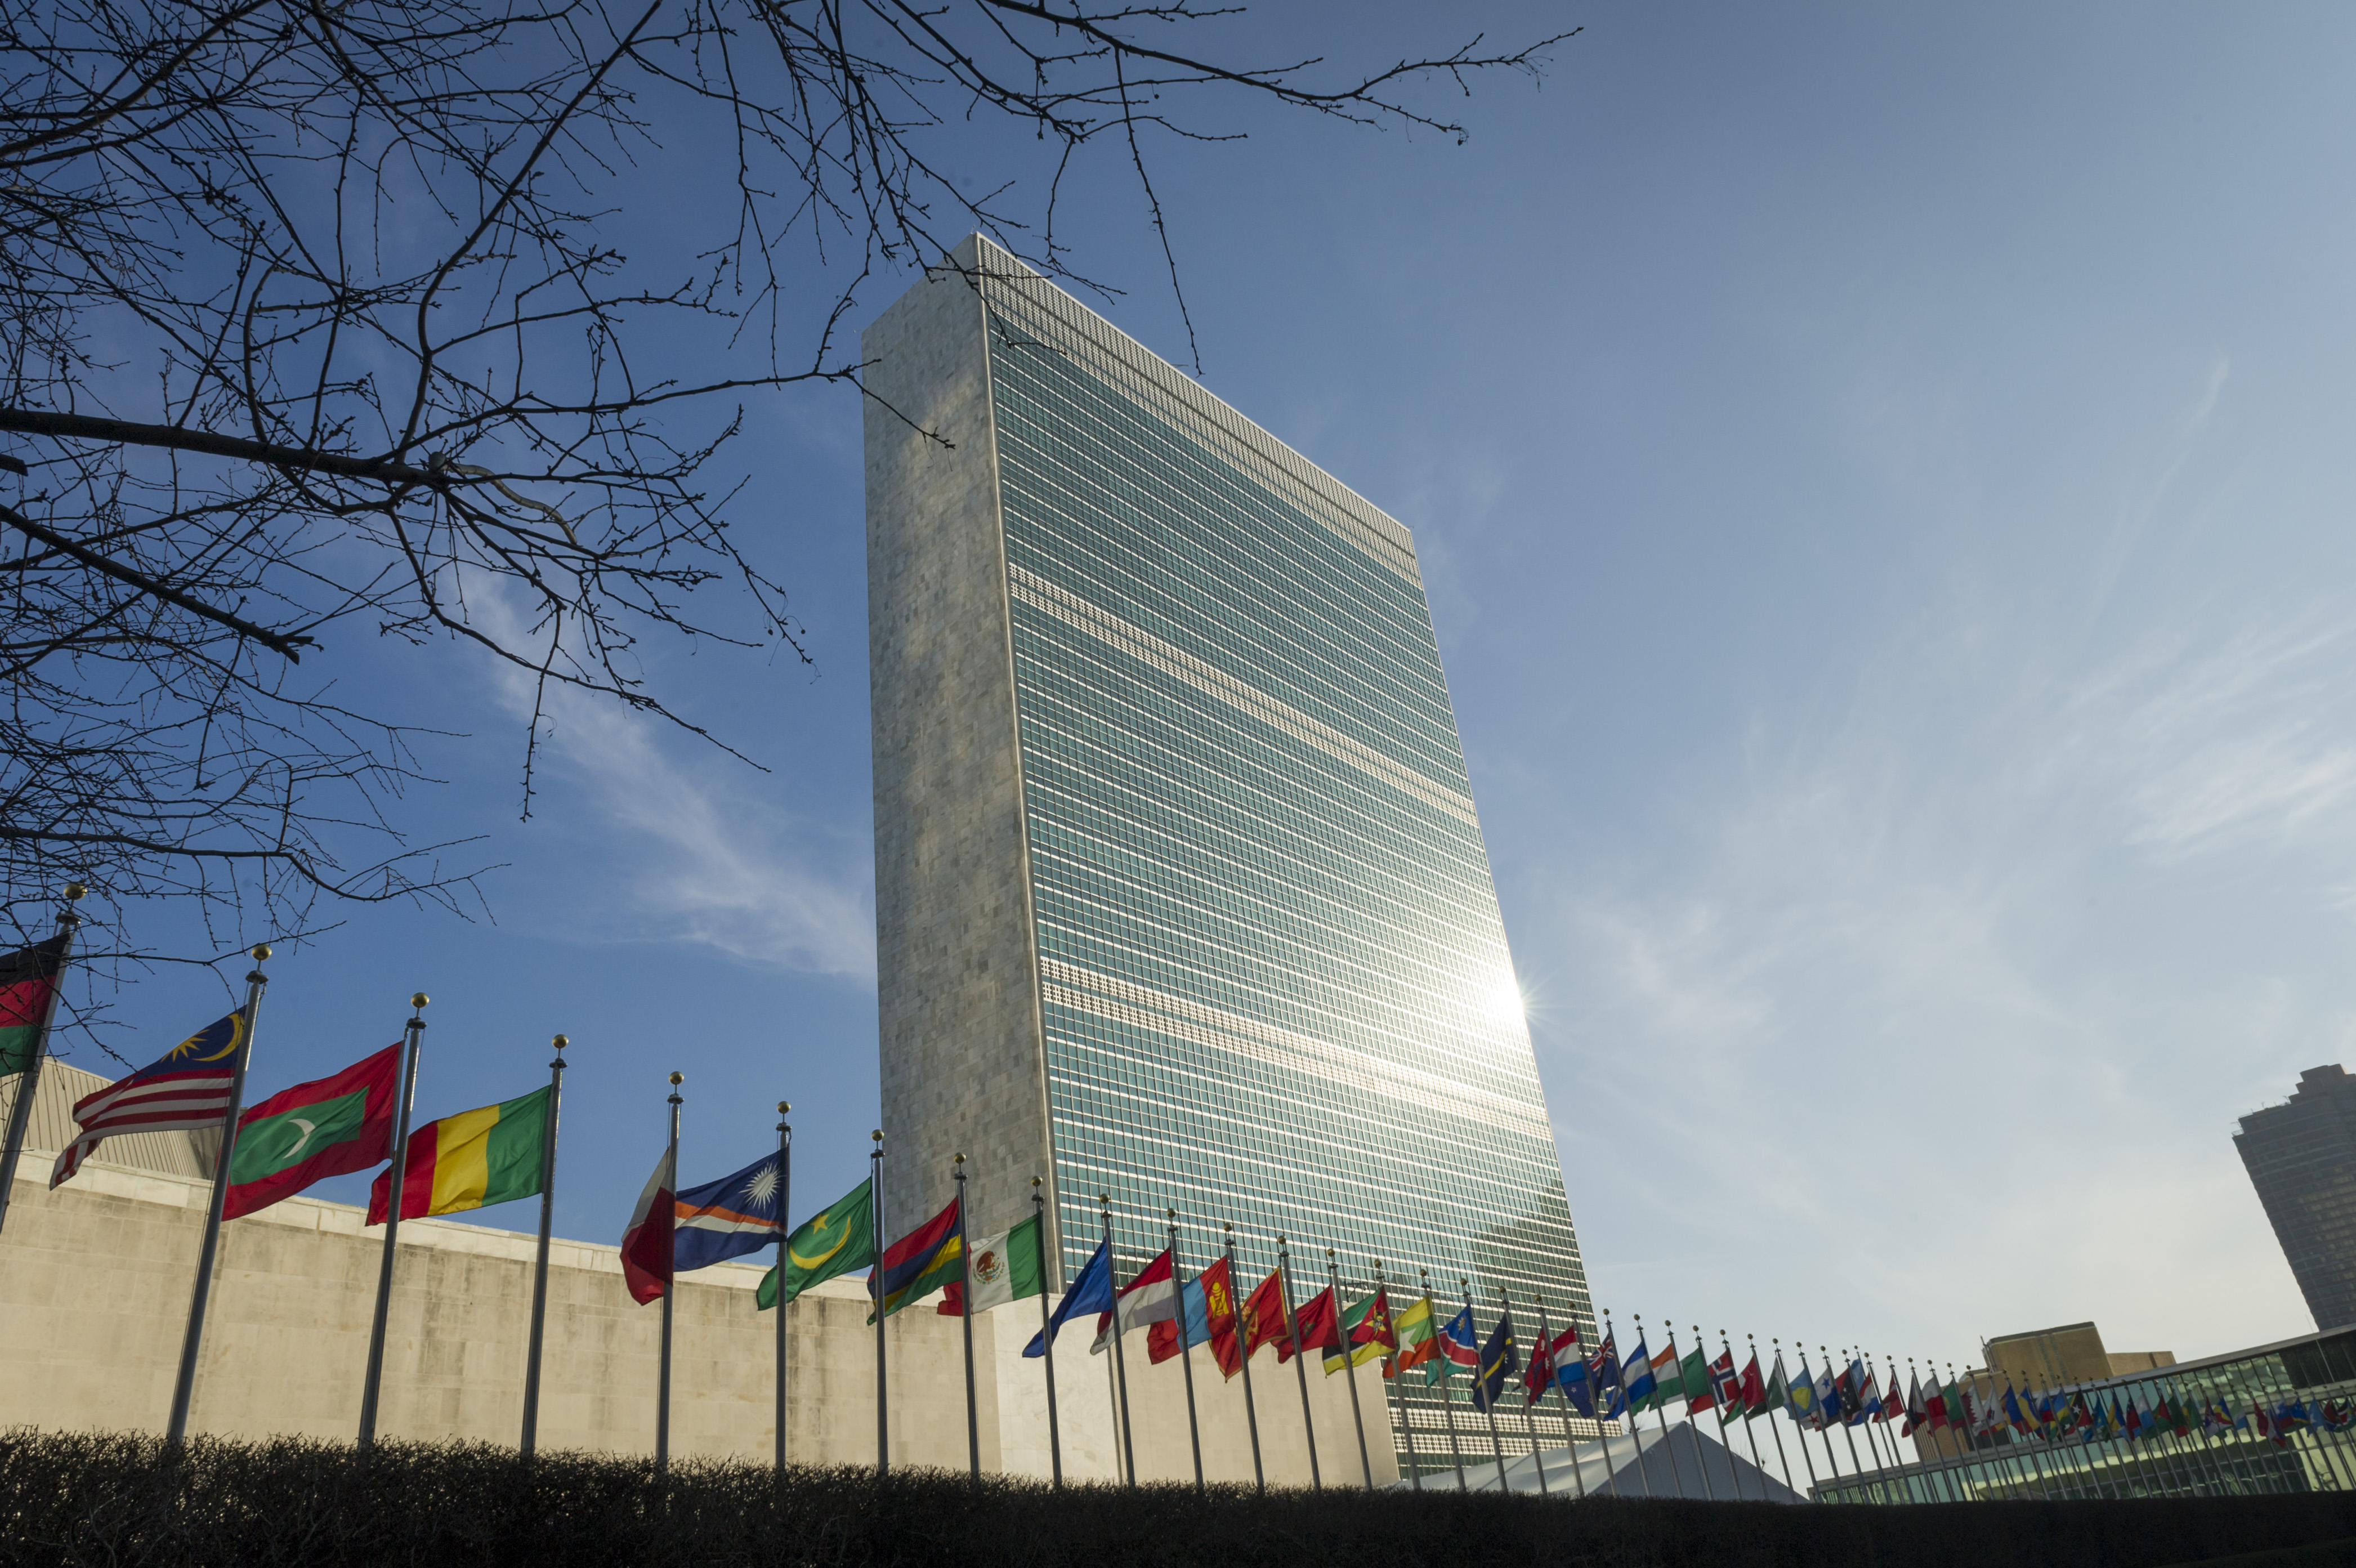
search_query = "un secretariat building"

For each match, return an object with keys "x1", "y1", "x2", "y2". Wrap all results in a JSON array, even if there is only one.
[{"x1": 866, "y1": 236, "x2": 1587, "y2": 1466}]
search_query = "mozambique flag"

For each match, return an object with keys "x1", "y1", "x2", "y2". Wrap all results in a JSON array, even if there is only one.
[
  {"x1": 868, "y1": 1196, "x2": 962, "y2": 1321},
  {"x1": 222, "y1": 1044, "x2": 398, "y2": 1219},
  {"x1": 366, "y1": 1087, "x2": 551, "y2": 1223},
  {"x1": 759, "y1": 1178, "x2": 877, "y2": 1310},
  {"x1": 1389, "y1": 1294, "x2": 1439, "y2": 1379},
  {"x1": 1324, "y1": 1288, "x2": 1396, "y2": 1375},
  {"x1": 0, "y1": 935, "x2": 68, "y2": 1077}
]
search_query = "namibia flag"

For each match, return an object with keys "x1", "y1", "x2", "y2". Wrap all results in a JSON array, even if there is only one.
[{"x1": 868, "y1": 1196, "x2": 963, "y2": 1321}]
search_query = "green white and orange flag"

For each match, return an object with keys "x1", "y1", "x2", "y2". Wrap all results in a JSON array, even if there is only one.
[
  {"x1": 1388, "y1": 1294, "x2": 1439, "y2": 1379},
  {"x1": 366, "y1": 1087, "x2": 551, "y2": 1223},
  {"x1": 1324, "y1": 1287, "x2": 1397, "y2": 1375},
  {"x1": 0, "y1": 936, "x2": 69, "y2": 1078}
]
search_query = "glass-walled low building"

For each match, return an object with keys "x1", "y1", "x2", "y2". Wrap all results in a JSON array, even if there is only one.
[{"x1": 1818, "y1": 1326, "x2": 2356, "y2": 1503}]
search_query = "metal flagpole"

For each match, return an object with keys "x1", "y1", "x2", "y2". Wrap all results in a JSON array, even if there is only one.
[
  {"x1": 1708, "y1": 1327, "x2": 1749, "y2": 1500},
  {"x1": 1034, "y1": 1178, "x2": 1063, "y2": 1488},
  {"x1": 1277, "y1": 1235, "x2": 1322, "y2": 1490},
  {"x1": 1756, "y1": 1338, "x2": 1798, "y2": 1499},
  {"x1": 1331, "y1": 1249, "x2": 1374, "y2": 1489},
  {"x1": 656, "y1": 1073, "x2": 682, "y2": 1478},
  {"x1": 518, "y1": 1034, "x2": 567, "y2": 1458},
  {"x1": 1830, "y1": 1347, "x2": 1867, "y2": 1481},
  {"x1": 953, "y1": 1155, "x2": 980, "y2": 1478},
  {"x1": 1779, "y1": 1342, "x2": 1819, "y2": 1500},
  {"x1": 1507, "y1": 1289, "x2": 1545, "y2": 1496},
  {"x1": 1525, "y1": 1296, "x2": 1556, "y2": 1497},
  {"x1": 871, "y1": 1131, "x2": 887, "y2": 1475},
  {"x1": 164, "y1": 943, "x2": 271, "y2": 1445},
  {"x1": 357, "y1": 994, "x2": 428, "y2": 1450},
  {"x1": 1170, "y1": 1210, "x2": 1205, "y2": 1493},
  {"x1": 1102, "y1": 1196, "x2": 1137, "y2": 1486},
  {"x1": 0, "y1": 882, "x2": 82, "y2": 1241},
  {"x1": 1424, "y1": 1270, "x2": 1465, "y2": 1492},
  {"x1": 1720, "y1": 1330, "x2": 1760, "y2": 1500},
  {"x1": 1648, "y1": 1318, "x2": 1694, "y2": 1498},
  {"x1": 1662, "y1": 1323, "x2": 1707, "y2": 1500},
  {"x1": 1468, "y1": 1281, "x2": 1510, "y2": 1491},
  {"x1": 1228, "y1": 1223, "x2": 1264, "y2": 1493},
  {"x1": 1609, "y1": 1310, "x2": 1651, "y2": 1499},
  {"x1": 1374, "y1": 1261, "x2": 1416, "y2": 1493},
  {"x1": 1537, "y1": 1298, "x2": 1589, "y2": 1499},
  {"x1": 774, "y1": 1102, "x2": 792, "y2": 1487}
]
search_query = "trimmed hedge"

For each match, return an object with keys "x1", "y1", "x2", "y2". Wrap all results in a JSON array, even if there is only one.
[{"x1": 2, "y1": 1431, "x2": 2353, "y2": 1567}]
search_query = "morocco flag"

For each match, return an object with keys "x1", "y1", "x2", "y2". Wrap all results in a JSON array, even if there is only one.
[
  {"x1": 0, "y1": 935, "x2": 68, "y2": 1076},
  {"x1": 221, "y1": 1044, "x2": 399, "y2": 1219},
  {"x1": 368, "y1": 1086, "x2": 552, "y2": 1223},
  {"x1": 619, "y1": 1145, "x2": 677, "y2": 1304},
  {"x1": 1281, "y1": 1285, "x2": 1339, "y2": 1363}
]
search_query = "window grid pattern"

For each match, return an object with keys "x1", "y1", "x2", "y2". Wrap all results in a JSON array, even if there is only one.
[{"x1": 979, "y1": 279, "x2": 1591, "y2": 1472}]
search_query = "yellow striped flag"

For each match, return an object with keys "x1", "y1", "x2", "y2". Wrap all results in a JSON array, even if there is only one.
[{"x1": 366, "y1": 1087, "x2": 551, "y2": 1223}]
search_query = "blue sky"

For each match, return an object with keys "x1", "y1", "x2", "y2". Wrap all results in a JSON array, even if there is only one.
[{"x1": 69, "y1": 2, "x2": 2356, "y2": 1373}]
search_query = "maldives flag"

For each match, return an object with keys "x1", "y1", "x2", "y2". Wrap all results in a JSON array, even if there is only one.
[
  {"x1": 1240, "y1": 1266, "x2": 1290, "y2": 1359},
  {"x1": 1199, "y1": 1257, "x2": 1244, "y2": 1378},
  {"x1": 0, "y1": 935, "x2": 68, "y2": 1077},
  {"x1": 619, "y1": 1144, "x2": 677, "y2": 1304},
  {"x1": 221, "y1": 1044, "x2": 399, "y2": 1220},
  {"x1": 1281, "y1": 1285, "x2": 1339, "y2": 1362}
]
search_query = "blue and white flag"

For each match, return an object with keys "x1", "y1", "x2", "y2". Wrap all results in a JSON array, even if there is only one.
[
  {"x1": 672, "y1": 1152, "x2": 783, "y2": 1272},
  {"x1": 1023, "y1": 1238, "x2": 1114, "y2": 1358},
  {"x1": 1621, "y1": 1336, "x2": 1656, "y2": 1409}
]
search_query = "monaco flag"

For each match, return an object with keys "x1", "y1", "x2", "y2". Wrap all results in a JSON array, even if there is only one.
[{"x1": 620, "y1": 1145, "x2": 677, "y2": 1305}]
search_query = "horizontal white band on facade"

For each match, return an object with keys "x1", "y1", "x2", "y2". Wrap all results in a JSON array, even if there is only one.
[
  {"x1": 1008, "y1": 563, "x2": 1483, "y2": 829},
  {"x1": 1040, "y1": 957, "x2": 1555, "y2": 1144},
  {"x1": 970, "y1": 237, "x2": 1424, "y2": 586}
]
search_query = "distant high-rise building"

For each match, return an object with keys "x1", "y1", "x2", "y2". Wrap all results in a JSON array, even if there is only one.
[
  {"x1": 2236, "y1": 1065, "x2": 2356, "y2": 1332},
  {"x1": 863, "y1": 236, "x2": 1587, "y2": 1476}
]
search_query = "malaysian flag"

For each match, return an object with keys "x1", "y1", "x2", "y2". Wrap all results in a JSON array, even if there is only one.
[{"x1": 50, "y1": 1007, "x2": 249, "y2": 1187}]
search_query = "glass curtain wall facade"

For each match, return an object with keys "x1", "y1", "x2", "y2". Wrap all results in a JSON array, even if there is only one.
[
  {"x1": 1816, "y1": 1329, "x2": 2356, "y2": 1503},
  {"x1": 863, "y1": 236, "x2": 1590, "y2": 1478},
  {"x1": 2237, "y1": 1066, "x2": 2356, "y2": 1333}
]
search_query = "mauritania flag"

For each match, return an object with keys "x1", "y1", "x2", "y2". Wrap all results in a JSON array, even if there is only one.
[
  {"x1": 366, "y1": 1087, "x2": 550, "y2": 1223},
  {"x1": 0, "y1": 935, "x2": 68, "y2": 1077},
  {"x1": 758, "y1": 1178, "x2": 875, "y2": 1310},
  {"x1": 673, "y1": 1152, "x2": 783, "y2": 1272},
  {"x1": 222, "y1": 1043, "x2": 399, "y2": 1219},
  {"x1": 52, "y1": 1007, "x2": 249, "y2": 1187}
]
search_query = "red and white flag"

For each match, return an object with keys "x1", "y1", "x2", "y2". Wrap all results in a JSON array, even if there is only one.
[
  {"x1": 1090, "y1": 1247, "x2": 1175, "y2": 1353},
  {"x1": 619, "y1": 1145, "x2": 676, "y2": 1305},
  {"x1": 50, "y1": 1008, "x2": 249, "y2": 1187}
]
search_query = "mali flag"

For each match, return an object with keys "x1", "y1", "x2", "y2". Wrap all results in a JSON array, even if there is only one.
[
  {"x1": 366, "y1": 1087, "x2": 551, "y2": 1223},
  {"x1": 868, "y1": 1196, "x2": 962, "y2": 1320},
  {"x1": 222, "y1": 1044, "x2": 398, "y2": 1219},
  {"x1": 0, "y1": 935, "x2": 68, "y2": 1077}
]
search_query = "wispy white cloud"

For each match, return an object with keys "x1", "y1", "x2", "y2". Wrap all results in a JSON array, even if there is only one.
[{"x1": 468, "y1": 592, "x2": 875, "y2": 982}]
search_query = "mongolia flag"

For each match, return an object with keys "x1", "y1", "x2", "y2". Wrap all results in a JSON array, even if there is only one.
[
  {"x1": 1388, "y1": 1294, "x2": 1439, "y2": 1379},
  {"x1": 619, "y1": 1145, "x2": 676, "y2": 1304},
  {"x1": 672, "y1": 1152, "x2": 783, "y2": 1271},
  {"x1": 1146, "y1": 1279, "x2": 1211, "y2": 1365},
  {"x1": 368, "y1": 1086, "x2": 552, "y2": 1223},
  {"x1": 1239, "y1": 1266, "x2": 1290, "y2": 1360},
  {"x1": 1282, "y1": 1284, "x2": 1340, "y2": 1363},
  {"x1": 1090, "y1": 1247, "x2": 1175, "y2": 1352},
  {"x1": 222, "y1": 1044, "x2": 398, "y2": 1220},
  {"x1": 869, "y1": 1196, "x2": 962, "y2": 1320},
  {"x1": 1200, "y1": 1257, "x2": 1245, "y2": 1379},
  {"x1": 0, "y1": 933, "x2": 68, "y2": 1078}
]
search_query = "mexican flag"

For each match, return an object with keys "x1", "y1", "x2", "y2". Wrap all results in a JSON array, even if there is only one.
[
  {"x1": 938, "y1": 1212, "x2": 1045, "y2": 1316},
  {"x1": 222, "y1": 1044, "x2": 399, "y2": 1219},
  {"x1": 0, "y1": 935, "x2": 68, "y2": 1078},
  {"x1": 757, "y1": 1178, "x2": 875, "y2": 1310},
  {"x1": 367, "y1": 1085, "x2": 551, "y2": 1223}
]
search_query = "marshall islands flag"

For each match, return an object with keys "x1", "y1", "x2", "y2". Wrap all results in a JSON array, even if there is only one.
[{"x1": 672, "y1": 1152, "x2": 784, "y2": 1272}]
